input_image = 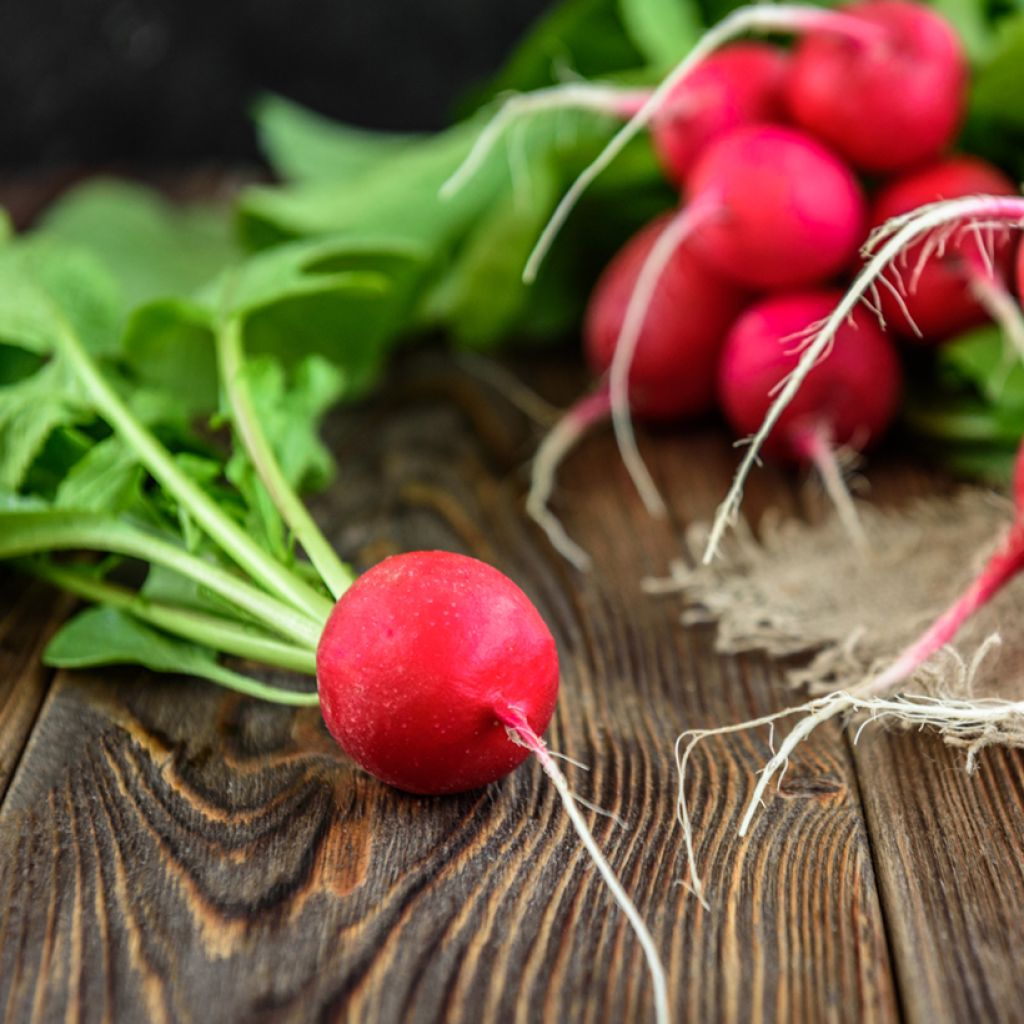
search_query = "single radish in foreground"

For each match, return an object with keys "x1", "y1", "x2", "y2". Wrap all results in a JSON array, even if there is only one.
[
  {"x1": 441, "y1": 43, "x2": 790, "y2": 198},
  {"x1": 787, "y1": 0, "x2": 966, "y2": 173},
  {"x1": 718, "y1": 290, "x2": 901, "y2": 543},
  {"x1": 703, "y1": 193, "x2": 1024, "y2": 563},
  {"x1": 870, "y1": 156, "x2": 1020, "y2": 342},
  {"x1": 317, "y1": 550, "x2": 560, "y2": 795},
  {"x1": 8, "y1": 295, "x2": 670, "y2": 1023},
  {"x1": 528, "y1": 210, "x2": 746, "y2": 569}
]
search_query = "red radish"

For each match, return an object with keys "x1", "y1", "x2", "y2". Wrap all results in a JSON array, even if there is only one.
[
  {"x1": 650, "y1": 43, "x2": 791, "y2": 185},
  {"x1": 316, "y1": 550, "x2": 670, "y2": 1021},
  {"x1": 688, "y1": 125, "x2": 866, "y2": 289},
  {"x1": 528, "y1": 206, "x2": 745, "y2": 569},
  {"x1": 718, "y1": 290, "x2": 901, "y2": 541},
  {"x1": 787, "y1": 1, "x2": 966, "y2": 173},
  {"x1": 703, "y1": 194, "x2": 1024, "y2": 564},
  {"x1": 584, "y1": 213, "x2": 747, "y2": 420},
  {"x1": 870, "y1": 157, "x2": 1019, "y2": 341},
  {"x1": 317, "y1": 550, "x2": 559, "y2": 795}
]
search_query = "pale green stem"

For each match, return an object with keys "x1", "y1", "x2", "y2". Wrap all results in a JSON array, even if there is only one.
[
  {"x1": 0, "y1": 512, "x2": 323, "y2": 649},
  {"x1": 216, "y1": 318, "x2": 354, "y2": 599},
  {"x1": 50, "y1": 315, "x2": 334, "y2": 622},
  {"x1": 24, "y1": 559, "x2": 318, "y2": 675}
]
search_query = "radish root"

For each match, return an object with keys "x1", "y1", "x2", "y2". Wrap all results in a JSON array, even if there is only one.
[
  {"x1": 527, "y1": 386, "x2": 613, "y2": 570},
  {"x1": 500, "y1": 704, "x2": 670, "y2": 1024},
  {"x1": 704, "y1": 194, "x2": 1024, "y2": 564}
]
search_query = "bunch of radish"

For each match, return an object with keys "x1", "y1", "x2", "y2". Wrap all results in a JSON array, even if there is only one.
[{"x1": 453, "y1": 0, "x2": 1024, "y2": 570}]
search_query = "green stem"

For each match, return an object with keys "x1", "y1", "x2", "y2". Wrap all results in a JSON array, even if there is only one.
[
  {"x1": 0, "y1": 511, "x2": 323, "y2": 649},
  {"x1": 50, "y1": 315, "x2": 334, "y2": 623},
  {"x1": 196, "y1": 661, "x2": 321, "y2": 706},
  {"x1": 216, "y1": 318, "x2": 354, "y2": 598},
  {"x1": 24, "y1": 559, "x2": 318, "y2": 675}
]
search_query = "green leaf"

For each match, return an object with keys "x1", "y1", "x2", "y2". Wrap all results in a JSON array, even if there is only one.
[
  {"x1": 618, "y1": 0, "x2": 704, "y2": 68},
  {"x1": 0, "y1": 240, "x2": 121, "y2": 357},
  {"x1": 38, "y1": 179, "x2": 238, "y2": 308},
  {"x1": 53, "y1": 437, "x2": 142, "y2": 514},
  {"x1": 253, "y1": 94, "x2": 416, "y2": 185},
  {"x1": 45, "y1": 604, "x2": 225, "y2": 675},
  {"x1": 0, "y1": 358, "x2": 88, "y2": 491}
]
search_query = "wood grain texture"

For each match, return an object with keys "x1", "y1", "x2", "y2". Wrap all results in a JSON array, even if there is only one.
[
  {"x1": 838, "y1": 463, "x2": 1024, "y2": 1024},
  {"x1": 0, "y1": 355, "x2": 900, "y2": 1023}
]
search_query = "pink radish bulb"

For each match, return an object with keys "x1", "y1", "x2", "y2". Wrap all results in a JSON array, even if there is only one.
[
  {"x1": 688, "y1": 125, "x2": 867, "y2": 290},
  {"x1": 650, "y1": 43, "x2": 791, "y2": 185},
  {"x1": 584, "y1": 213, "x2": 748, "y2": 420},
  {"x1": 870, "y1": 157, "x2": 1018, "y2": 341},
  {"x1": 787, "y1": 0, "x2": 966, "y2": 173},
  {"x1": 718, "y1": 290, "x2": 901, "y2": 461},
  {"x1": 316, "y1": 551, "x2": 559, "y2": 795}
]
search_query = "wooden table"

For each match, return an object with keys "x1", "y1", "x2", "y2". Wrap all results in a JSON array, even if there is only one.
[{"x1": 2, "y1": 185, "x2": 1024, "y2": 1023}]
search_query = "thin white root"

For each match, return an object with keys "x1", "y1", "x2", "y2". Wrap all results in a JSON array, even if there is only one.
[
  {"x1": 675, "y1": 684, "x2": 1024, "y2": 897},
  {"x1": 522, "y1": 3, "x2": 884, "y2": 282},
  {"x1": 439, "y1": 83, "x2": 647, "y2": 200},
  {"x1": 501, "y1": 707, "x2": 670, "y2": 1024},
  {"x1": 526, "y1": 387, "x2": 612, "y2": 571},
  {"x1": 795, "y1": 424, "x2": 869, "y2": 554},
  {"x1": 703, "y1": 194, "x2": 1024, "y2": 565},
  {"x1": 608, "y1": 203, "x2": 715, "y2": 519}
]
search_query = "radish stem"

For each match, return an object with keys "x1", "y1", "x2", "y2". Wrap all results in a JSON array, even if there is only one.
[
  {"x1": 50, "y1": 312, "x2": 334, "y2": 622},
  {"x1": 0, "y1": 512, "x2": 324, "y2": 649},
  {"x1": 526, "y1": 385, "x2": 613, "y2": 571},
  {"x1": 967, "y1": 270, "x2": 1024, "y2": 366},
  {"x1": 499, "y1": 703, "x2": 670, "y2": 1024},
  {"x1": 704, "y1": 195, "x2": 1024, "y2": 564},
  {"x1": 523, "y1": 3, "x2": 884, "y2": 283},
  {"x1": 216, "y1": 317, "x2": 354, "y2": 600},
  {"x1": 23, "y1": 558, "x2": 319, "y2": 674}
]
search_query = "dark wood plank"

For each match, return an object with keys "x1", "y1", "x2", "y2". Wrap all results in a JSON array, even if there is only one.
[
  {"x1": 0, "y1": 580, "x2": 71, "y2": 802},
  {"x1": 833, "y1": 463, "x2": 1024, "y2": 1024},
  {"x1": 0, "y1": 357, "x2": 900, "y2": 1023}
]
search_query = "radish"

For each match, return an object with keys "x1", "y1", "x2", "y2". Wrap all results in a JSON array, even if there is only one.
[
  {"x1": 718, "y1": 290, "x2": 901, "y2": 542},
  {"x1": 316, "y1": 550, "x2": 560, "y2": 795},
  {"x1": 686, "y1": 125, "x2": 866, "y2": 290},
  {"x1": 650, "y1": 43, "x2": 790, "y2": 185},
  {"x1": 441, "y1": 43, "x2": 789, "y2": 199},
  {"x1": 787, "y1": 1, "x2": 966, "y2": 173},
  {"x1": 870, "y1": 157, "x2": 1019, "y2": 342},
  {"x1": 528, "y1": 207, "x2": 746, "y2": 569},
  {"x1": 20, "y1": 305, "x2": 671, "y2": 1022},
  {"x1": 522, "y1": 3, "x2": 890, "y2": 282},
  {"x1": 703, "y1": 194, "x2": 1024, "y2": 563}
]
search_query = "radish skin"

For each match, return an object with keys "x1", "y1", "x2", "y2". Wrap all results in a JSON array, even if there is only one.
[{"x1": 787, "y1": 0, "x2": 967, "y2": 173}]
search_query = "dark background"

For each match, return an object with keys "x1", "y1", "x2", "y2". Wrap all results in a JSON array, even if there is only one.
[{"x1": 1, "y1": 0, "x2": 552, "y2": 168}]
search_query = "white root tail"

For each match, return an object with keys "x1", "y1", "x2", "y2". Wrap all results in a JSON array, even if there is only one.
[
  {"x1": 703, "y1": 194, "x2": 1024, "y2": 565},
  {"x1": 522, "y1": 3, "x2": 885, "y2": 283},
  {"x1": 500, "y1": 704, "x2": 671, "y2": 1024},
  {"x1": 439, "y1": 83, "x2": 648, "y2": 200},
  {"x1": 526, "y1": 386, "x2": 612, "y2": 571}
]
